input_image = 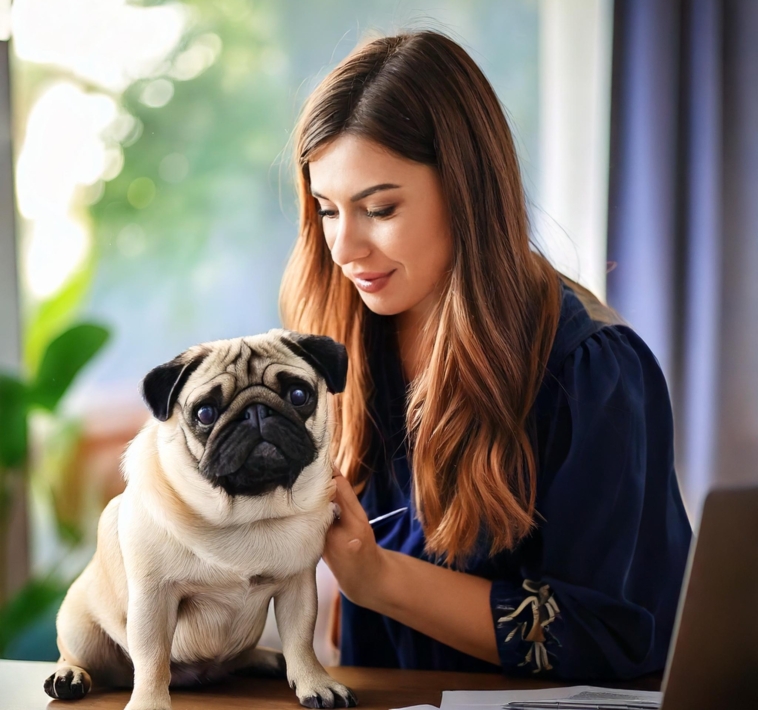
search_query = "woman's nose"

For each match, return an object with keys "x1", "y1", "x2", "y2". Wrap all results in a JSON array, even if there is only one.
[{"x1": 328, "y1": 215, "x2": 371, "y2": 267}]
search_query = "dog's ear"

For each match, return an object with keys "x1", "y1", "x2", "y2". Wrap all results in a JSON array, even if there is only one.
[
  {"x1": 142, "y1": 348, "x2": 208, "y2": 422},
  {"x1": 281, "y1": 333, "x2": 348, "y2": 395}
]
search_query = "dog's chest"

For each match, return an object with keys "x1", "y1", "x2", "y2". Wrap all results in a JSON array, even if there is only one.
[
  {"x1": 166, "y1": 518, "x2": 326, "y2": 663},
  {"x1": 187, "y1": 512, "x2": 330, "y2": 579},
  {"x1": 171, "y1": 574, "x2": 279, "y2": 663}
]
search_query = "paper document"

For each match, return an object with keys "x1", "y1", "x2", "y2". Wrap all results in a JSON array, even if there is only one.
[{"x1": 440, "y1": 686, "x2": 662, "y2": 710}]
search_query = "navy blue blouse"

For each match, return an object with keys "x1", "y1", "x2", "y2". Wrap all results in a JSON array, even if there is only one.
[{"x1": 340, "y1": 283, "x2": 692, "y2": 679}]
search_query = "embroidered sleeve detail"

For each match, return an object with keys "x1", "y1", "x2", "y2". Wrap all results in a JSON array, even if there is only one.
[{"x1": 494, "y1": 579, "x2": 561, "y2": 674}]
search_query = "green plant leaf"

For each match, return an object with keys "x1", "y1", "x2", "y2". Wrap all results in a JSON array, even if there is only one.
[
  {"x1": 30, "y1": 324, "x2": 110, "y2": 412},
  {"x1": 0, "y1": 375, "x2": 29, "y2": 469},
  {"x1": 24, "y1": 263, "x2": 93, "y2": 376}
]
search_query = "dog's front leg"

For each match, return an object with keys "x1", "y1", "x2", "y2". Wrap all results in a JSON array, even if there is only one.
[
  {"x1": 124, "y1": 580, "x2": 178, "y2": 710},
  {"x1": 275, "y1": 570, "x2": 356, "y2": 708}
]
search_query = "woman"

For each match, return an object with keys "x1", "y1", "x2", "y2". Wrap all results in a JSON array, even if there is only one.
[{"x1": 279, "y1": 30, "x2": 691, "y2": 679}]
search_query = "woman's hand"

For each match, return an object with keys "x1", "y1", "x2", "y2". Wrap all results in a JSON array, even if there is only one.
[
  {"x1": 323, "y1": 471, "x2": 388, "y2": 609},
  {"x1": 324, "y1": 470, "x2": 499, "y2": 664}
]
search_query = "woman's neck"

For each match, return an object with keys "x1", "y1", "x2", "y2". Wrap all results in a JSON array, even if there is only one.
[
  {"x1": 392, "y1": 284, "x2": 445, "y2": 383},
  {"x1": 394, "y1": 307, "x2": 428, "y2": 384}
]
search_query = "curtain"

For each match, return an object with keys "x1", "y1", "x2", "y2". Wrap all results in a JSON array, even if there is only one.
[{"x1": 606, "y1": 0, "x2": 758, "y2": 518}]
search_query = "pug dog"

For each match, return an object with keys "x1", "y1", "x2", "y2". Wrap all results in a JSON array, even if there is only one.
[{"x1": 43, "y1": 330, "x2": 357, "y2": 710}]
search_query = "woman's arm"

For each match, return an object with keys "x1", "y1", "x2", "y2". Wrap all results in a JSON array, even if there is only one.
[{"x1": 325, "y1": 473, "x2": 500, "y2": 665}]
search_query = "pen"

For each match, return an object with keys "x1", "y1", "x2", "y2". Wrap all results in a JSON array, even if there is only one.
[{"x1": 368, "y1": 507, "x2": 408, "y2": 527}]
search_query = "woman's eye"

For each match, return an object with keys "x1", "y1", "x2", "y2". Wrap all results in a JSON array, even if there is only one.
[
  {"x1": 317, "y1": 208, "x2": 337, "y2": 219},
  {"x1": 196, "y1": 405, "x2": 218, "y2": 426},
  {"x1": 288, "y1": 387, "x2": 309, "y2": 406},
  {"x1": 366, "y1": 205, "x2": 395, "y2": 218}
]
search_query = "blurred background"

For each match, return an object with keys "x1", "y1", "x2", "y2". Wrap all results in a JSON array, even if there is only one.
[{"x1": 0, "y1": 0, "x2": 756, "y2": 668}]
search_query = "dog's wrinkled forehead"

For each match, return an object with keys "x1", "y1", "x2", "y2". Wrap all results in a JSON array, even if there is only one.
[
  {"x1": 141, "y1": 329, "x2": 347, "y2": 423},
  {"x1": 179, "y1": 336, "x2": 317, "y2": 408}
]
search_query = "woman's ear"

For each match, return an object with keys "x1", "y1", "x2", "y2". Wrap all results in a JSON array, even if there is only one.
[{"x1": 142, "y1": 348, "x2": 208, "y2": 421}]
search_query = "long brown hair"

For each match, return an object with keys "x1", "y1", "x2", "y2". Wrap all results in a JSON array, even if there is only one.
[{"x1": 280, "y1": 30, "x2": 562, "y2": 564}]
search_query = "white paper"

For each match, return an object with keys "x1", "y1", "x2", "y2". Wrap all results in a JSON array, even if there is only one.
[
  {"x1": 440, "y1": 685, "x2": 662, "y2": 709},
  {"x1": 390, "y1": 705, "x2": 440, "y2": 710}
]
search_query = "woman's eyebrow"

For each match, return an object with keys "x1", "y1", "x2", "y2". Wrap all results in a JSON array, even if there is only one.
[
  {"x1": 310, "y1": 183, "x2": 401, "y2": 202},
  {"x1": 350, "y1": 183, "x2": 401, "y2": 201}
]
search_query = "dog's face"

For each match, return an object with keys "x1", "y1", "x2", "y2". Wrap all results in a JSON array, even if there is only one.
[{"x1": 140, "y1": 329, "x2": 347, "y2": 499}]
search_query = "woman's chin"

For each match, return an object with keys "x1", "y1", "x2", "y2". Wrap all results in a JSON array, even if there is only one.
[{"x1": 358, "y1": 293, "x2": 404, "y2": 317}]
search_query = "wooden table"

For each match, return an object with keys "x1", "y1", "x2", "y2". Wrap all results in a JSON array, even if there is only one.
[{"x1": 2, "y1": 659, "x2": 661, "y2": 710}]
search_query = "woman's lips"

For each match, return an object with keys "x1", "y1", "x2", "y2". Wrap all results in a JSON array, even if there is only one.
[{"x1": 353, "y1": 270, "x2": 395, "y2": 293}]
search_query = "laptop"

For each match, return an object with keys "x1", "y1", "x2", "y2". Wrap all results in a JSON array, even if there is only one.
[{"x1": 659, "y1": 484, "x2": 758, "y2": 709}]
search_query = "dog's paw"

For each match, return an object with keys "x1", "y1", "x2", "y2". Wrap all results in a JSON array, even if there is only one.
[
  {"x1": 291, "y1": 675, "x2": 357, "y2": 708},
  {"x1": 44, "y1": 666, "x2": 92, "y2": 700},
  {"x1": 124, "y1": 691, "x2": 171, "y2": 710}
]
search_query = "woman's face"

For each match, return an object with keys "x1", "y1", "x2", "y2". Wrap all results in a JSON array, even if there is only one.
[{"x1": 308, "y1": 134, "x2": 453, "y2": 327}]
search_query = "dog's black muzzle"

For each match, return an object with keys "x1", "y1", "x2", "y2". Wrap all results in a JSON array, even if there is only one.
[{"x1": 199, "y1": 396, "x2": 316, "y2": 497}]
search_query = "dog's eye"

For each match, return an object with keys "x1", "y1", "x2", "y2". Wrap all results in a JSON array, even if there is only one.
[
  {"x1": 196, "y1": 405, "x2": 218, "y2": 426},
  {"x1": 288, "y1": 387, "x2": 309, "y2": 407}
]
